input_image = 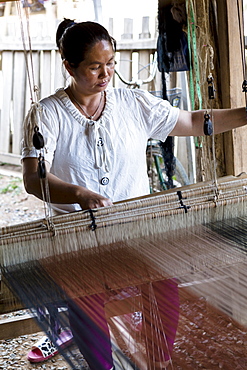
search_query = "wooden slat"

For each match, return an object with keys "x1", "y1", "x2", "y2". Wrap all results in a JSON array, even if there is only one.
[
  {"x1": 138, "y1": 50, "x2": 150, "y2": 91},
  {"x1": 12, "y1": 51, "x2": 26, "y2": 155},
  {"x1": 0, "y1": 313, "x2": 40, "y2": 340},
  {"x1": 118, "y1": 50, "x2": 133, "y2": 88},
  {"x1": 0, "y1": 309, "x2": 68, "y2": 340},
  {"x1": 24, "y1": 51, "x2": 40, "y2": 112},
  {"x1": 0, "y1": 153, "x2": 21, "y2": 166},
  {"x1": 54, "y1": 50, "x2": 67, "y2": 91},
  {"x1": 217, "y1": 0, "x2": 247, "y2": 176},
  {"x1": 40, "y1": 50, "x2": 52, "y2": 99},
  {"x1": 0, "y1": 51, "x2": 13, "y2": 153}
]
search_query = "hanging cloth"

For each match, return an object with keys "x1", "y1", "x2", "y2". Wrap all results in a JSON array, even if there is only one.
[{"x1": 157, "y1": 1, "x2": 190, "y2": 73}]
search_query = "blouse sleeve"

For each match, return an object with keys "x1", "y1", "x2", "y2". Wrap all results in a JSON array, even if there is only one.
[
  {"x1": 21, "y1": 100, "x2": 59, "y2": 165},
  {"x1": 131, "y1": 89, "x2": 180, "y2": 141}
]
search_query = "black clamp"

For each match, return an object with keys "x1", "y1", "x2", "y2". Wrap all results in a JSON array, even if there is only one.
[
  {"x1": 85, "y1": 209, "x2": 97, "y2": 231},
  {"x1": 38, "y1": 153, "x2": 46, "y2": 179},
  {"x1": 33, "y1": 126, "x2": 45, "y2": 150},
  {"x1": 207, "y1": 74, "x2": 216, "y2": 100},
  {"x1": 204, "y1": 112, "x2": 213, "y2": 136},
  {"x1": 242, "y1": 79, "x2": 247, "y2": 92},
  {"x1": 242, "y1": 80, "x2": 247, "y2": 113},
  {"x1": 177, "y1": 190, "x2": 190, "y2": 213}
]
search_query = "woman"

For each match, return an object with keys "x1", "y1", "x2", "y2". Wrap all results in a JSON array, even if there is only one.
[{"x1": 22, "y1": 19, "x2": 247, "y2": 370}]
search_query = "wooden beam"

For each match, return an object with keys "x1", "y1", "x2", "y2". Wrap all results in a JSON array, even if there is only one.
[
  {"x1": 0, "y1": 309, "x2": 68, "y2": 340},
  {"x1": 0, "y1": 153, "x2": 21, "y2": 166},
  {"x1": 0, "y1": 313, "x2": 40, "y2": 340},
  {"x1": 216, "y1": 0, "x2": 247, "y2": 175}
]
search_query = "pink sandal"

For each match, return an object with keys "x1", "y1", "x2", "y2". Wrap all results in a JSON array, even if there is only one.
[{"x1": 27, "y1": 329, "x2": 73, "y2": 363}]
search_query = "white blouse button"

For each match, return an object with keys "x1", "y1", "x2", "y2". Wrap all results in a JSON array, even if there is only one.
[{"x1": 100, "y1": 177, "x2": 109, "y2": 185}]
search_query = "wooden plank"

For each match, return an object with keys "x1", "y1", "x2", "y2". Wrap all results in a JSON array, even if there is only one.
[
  {"x1": 0, "y1": 153, "x2": 21, "y2": 165},
  {"x1": 0, "y1": 313, "x2": 40, "y2": 340},
  {"x1": 40, "y1": 50, "x2": 52, "y2": 99},
  {"x1": 0, "y1": 42, "x2": 57, "y2": 51},
  {"x1": 54, "y1": 50, "x2": 67, "y2": 90},
  {"x1": 0, "y1": 39, "x2": 157, "y2": 52},
  {"x1": 116, "y1": 19, "x2": 134, "y2": 88},
  {"x1": 138, "y1": 50, "x2": 150, "y2": 91},
  {"x1": 24, "y1": 51, "x2": 40, "y2": 112},
  {"x1": 12, "y1": 51, "x2": 26, "y2": 155},
  {"x1": 0, "y1": 309, "x2": 68, "y2": 340},
  {"x1": 217, "y1": 0, "x2": 247, "y2": 176},
  {"x1": 117, "y1": 39, "x2": 156, "y2": 51},
  {"x1": 117, "y1": 50, "x2": 133, "y2": 88},
  {"x1": 139, "y1": 17, "x2": 151, "y2": 39},
  {"x1": 0, "y1": 51, "x2": 13, "y2": 154}
]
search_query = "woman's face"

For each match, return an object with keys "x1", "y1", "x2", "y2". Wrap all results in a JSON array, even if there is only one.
[{"x1": 67, "y1": 40, "x2": 115, "y2": 95}]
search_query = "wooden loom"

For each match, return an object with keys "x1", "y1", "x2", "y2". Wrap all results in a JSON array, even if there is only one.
[
  {"x1": 1, "y1": 174, "x2": 247, "y2": 369},
  {"x1": 0, "y1": 1, "x2": 246, "y2": 368}
]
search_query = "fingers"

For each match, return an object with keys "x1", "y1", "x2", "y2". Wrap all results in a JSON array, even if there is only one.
[
  {"x1": 89, "y1": 198, "x2": 113, "y2": 209},
  {"x1": 79, "y1": 191, "x2": 113, "y2": 210}
]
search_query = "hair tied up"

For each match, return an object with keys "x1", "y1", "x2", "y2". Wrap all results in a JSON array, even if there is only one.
[
  {"x1": 66, "y1": 19, "x2": 77, "y2": 28},
  {"x1": 56, "y1": 18, "x2": 77, "y2": 48},
  {"x1": 56, "y1": 20, "x2": 116, "y2": 67}
]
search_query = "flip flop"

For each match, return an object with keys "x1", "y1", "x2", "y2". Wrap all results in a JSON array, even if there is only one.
[{"x1": 27, "y1": 329, "x2": 73, "y2": 363}]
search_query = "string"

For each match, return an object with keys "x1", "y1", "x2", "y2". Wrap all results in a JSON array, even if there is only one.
[
  {"x1": 15, "y1": 0, "x2": 54, "y2": 229},
  {"x1": 16, "y1": 0, "x2": 37, "y2": 104}
]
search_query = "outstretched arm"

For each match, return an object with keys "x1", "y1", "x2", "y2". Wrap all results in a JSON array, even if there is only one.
[
  {"x1": 170, "y1": 107, "x2": 247, "y2": 137},
  {"x1": 22, "y1": 157, "x2": 113, "y2": 210}
]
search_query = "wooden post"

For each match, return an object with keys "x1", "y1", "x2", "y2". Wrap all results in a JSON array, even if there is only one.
[
  {"x1": 121, "y1": 18, "x2": 133, "y2": 40},
  {"x1": 117, "y1": 18, "x2": 133, "y2": 88},
  {"x1": 12, "y1": 51, "x2": 26, "y2": 155},
  {"x1": 139, "y1": 17, "x2": 152, "y2": 90},
  {"x1": 216, "y1": 0, "x2": 247, "y2": 175},
  {"x1": 0, "y1": 51, "x2": 13, "y2": 154}
]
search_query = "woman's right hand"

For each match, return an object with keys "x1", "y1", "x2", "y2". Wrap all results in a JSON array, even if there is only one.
[
  {"x1": 76, "y1": 188, "x2": 113, "y2": 210},
  {"x1": 23, "y1": 157, "x2": 113, "y2": 210}
]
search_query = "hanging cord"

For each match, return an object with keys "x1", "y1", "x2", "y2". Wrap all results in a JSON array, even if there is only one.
[
  {"x1": 186, "y1": 0, "x2": 203, "y2": 158},
  {"x1": 186, "y1": 0, "x2": 202, "y2": 111},
  {"x1": 33, "y1": 125, "x2": 55, "y2": 232},
  {"x1": 201, "y1": 2, "x2": 219, "y2": 199},
  {"x1": 16, "y1": 0, "x2": 54, "y2": 231},
  {"x1": 205, "y1": 73, "x2": 219, "y2": 200},
  {"x1": 16, "y1": 0, "x2": 39, "y2": 104}
]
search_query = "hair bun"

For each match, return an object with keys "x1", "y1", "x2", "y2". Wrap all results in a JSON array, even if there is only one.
[{"x1": 56, "y1": 18, "x2": 76, "y2": 48}]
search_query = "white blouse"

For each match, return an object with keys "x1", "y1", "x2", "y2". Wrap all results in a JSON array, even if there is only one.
[{"x1": 22, "y1": 87, "x2": 179, "y2": 214}]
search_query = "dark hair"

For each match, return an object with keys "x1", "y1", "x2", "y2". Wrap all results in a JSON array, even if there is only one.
[{"x1": 56, "y1": 18, "x2": 116, "y2": 68}]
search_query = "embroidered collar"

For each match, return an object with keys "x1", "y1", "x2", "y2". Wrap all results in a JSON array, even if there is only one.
[{"x1": 55, "y1": 87, "x2": 115, "y2": 126}]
